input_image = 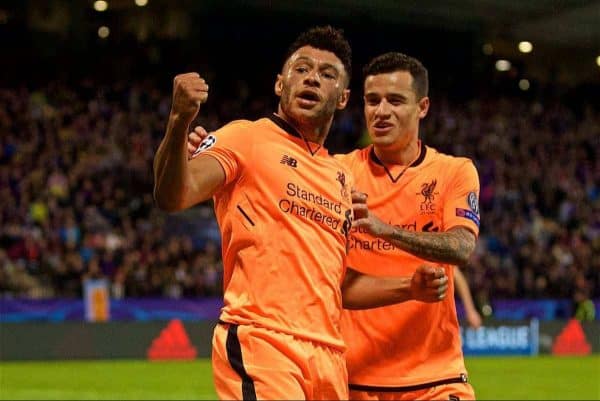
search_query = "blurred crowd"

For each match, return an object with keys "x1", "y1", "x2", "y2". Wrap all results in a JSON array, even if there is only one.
[
  {"x1": 1, "y1": 80, "x2": 598, "y2": 308},
  {"x1": 420, "y1": 97, "x2": 599, "y2": 309}
]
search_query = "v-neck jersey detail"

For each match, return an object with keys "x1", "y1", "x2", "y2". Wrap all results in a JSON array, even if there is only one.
[
  {"x1": 267, "y1": 114, "x2": 326, "y2": 157},
  {"x1": 369, "y1": 143, "x2": 427, "y2": 183}
]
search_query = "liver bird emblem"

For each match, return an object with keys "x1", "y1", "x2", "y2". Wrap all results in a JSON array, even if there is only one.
[{"x1": 421, "y1": 180, "x2": 437, "y2": 203}]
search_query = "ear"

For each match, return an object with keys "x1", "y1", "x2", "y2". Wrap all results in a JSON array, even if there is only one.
[
  {"x1": 274, "y1": 74, "x2": 283, "y2": 97},
  {"x1": 336, "y1": 88, "x2": 351, "y2": 110},
  {"x1": 418, "y1": 96, "x2": 430, "y2": 119}
]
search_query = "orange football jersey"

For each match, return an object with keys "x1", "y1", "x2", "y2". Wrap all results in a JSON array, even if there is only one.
[
  {"x1": 337, "y1": 143, "x2": 480, "y2": 387},
  {"x1": 198, "y1": 114, "x2": 354, "y2": 350}
]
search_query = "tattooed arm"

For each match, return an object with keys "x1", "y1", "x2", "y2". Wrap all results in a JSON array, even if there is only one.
[
  {"x1": 352, "y1": 191, "x2": 476, "y2": 265},
  {"x1": 383, "y1": 226, "x2": 475, "y2": 265}
]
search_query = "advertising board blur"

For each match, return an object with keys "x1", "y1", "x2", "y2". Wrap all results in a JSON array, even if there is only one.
[{"x1": 461, "y1": 320, "x2": 539, "y2": 356}]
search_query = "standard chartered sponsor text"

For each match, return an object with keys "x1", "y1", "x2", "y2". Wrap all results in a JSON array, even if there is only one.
[
  {"x1": 350, "y1": 236, "x2": 396, "y2": 250},
  {"x1": 286, "y1": 183, "x2": 342, "y2": 213},
  {"x1": 349, "y1": 222, "x2": 417, "y2": 250},
  {"x1": 279, "y1": 182, "x2": 343, "y2": 230}
]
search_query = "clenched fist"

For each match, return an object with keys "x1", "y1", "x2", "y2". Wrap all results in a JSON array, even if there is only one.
[
  {"x1": 170, "y1": 73, "x2": 209, "y2": 124},
  {"x1": 410, "y1": 265, "x2": 448, "y2": 303}
]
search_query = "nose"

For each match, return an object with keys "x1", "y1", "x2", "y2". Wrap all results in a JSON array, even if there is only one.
[
  {"x1": 374, "y1": 99, "x2": 391, "y2": 117},
  {"x1": 303, "y1": 68, "x2": 321, "y2": 87}
]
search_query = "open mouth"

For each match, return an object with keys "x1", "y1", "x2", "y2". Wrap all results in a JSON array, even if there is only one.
[
  {"x1": 297, "y1": 90, "x2": 321, "y2": 103},
  {"x1": 373, "y1": 121, "x2": 393, "y2": 129},
  {"x1": 372, "y1": 121, "x2": 394, "y2": 135}
]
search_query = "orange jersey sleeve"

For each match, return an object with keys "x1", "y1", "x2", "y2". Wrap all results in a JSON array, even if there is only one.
[
  {"x1": 443, "y1": 159, "x2": 480, "y2": 236},
  {"x1": 199, "y1": 119, "x2": 253, "y2": 185}
]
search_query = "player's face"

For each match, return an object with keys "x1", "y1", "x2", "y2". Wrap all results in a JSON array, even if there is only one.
[
  {"x1": 276, "y1": 46, "x2": 350, "y2": 126},
  {"x1": 363, "y1": 71, "x2": 429, "y2": 151}
]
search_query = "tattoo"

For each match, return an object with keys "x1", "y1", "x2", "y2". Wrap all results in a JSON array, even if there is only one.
[{"x1": 386, "y1": 226, "x2": 476, "y2": 265}]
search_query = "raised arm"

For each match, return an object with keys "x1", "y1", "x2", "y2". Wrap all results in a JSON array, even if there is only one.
[
  {"x1": 153, "y1": 73, "x2": 225, "y2": 211},
  {"x1": 351, "y1": 191, "x2": 476, "y2": 265},
  {"x1": 341, "y1": 265, "x2": 448, "y2": 310}
]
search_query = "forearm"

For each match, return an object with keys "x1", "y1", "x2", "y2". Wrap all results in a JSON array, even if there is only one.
[
  {"x1": 377, "y1": 226, "x2": 475, "y2": 265},
  {"x1": 342, "y1": 269, "x2": 413, "y2": 310},
  {"x1": 153, "y1": 115, "x2": 191, "y2": 211}
]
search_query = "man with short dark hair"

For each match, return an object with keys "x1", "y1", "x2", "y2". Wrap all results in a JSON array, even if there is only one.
[
  {"x1": 341, "y1": 52, "x2": 480, "y2": 400},
  {"x1": 158, "y1": 30, "x2": 448, "y2": 400}
]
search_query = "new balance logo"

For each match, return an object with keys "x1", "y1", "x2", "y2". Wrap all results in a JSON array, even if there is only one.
[{"x1": 281, "y1": 155, "x2": 298, "y2": 168}]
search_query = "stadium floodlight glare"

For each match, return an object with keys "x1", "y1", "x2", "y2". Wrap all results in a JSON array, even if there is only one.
[
  {"x1": 495, "y1": 59, "x2": 511, "y2": 72},
  {"x1": 519, "y1": 79, "x2": 530, "y2": 91},
  {"x1": 94, "y1": 0, "x2": 108, "y2": 12},
  {"x1": 135, "y1": 0, "x2": 148, "y2": 6},
  {"x1": 98, "y1": 26, "x2": 110, "y2": 38},
  {"x1": 482, "y1": 43, "x2": 493, "y2": 55},
  {"x1": 596, "y1": 55, "x2": 600, "y2": 67},
  {"x1": 518, "y1": 41, "x2": 533, "y2": 53}
]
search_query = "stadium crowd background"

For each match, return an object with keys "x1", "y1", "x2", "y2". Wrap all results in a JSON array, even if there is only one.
[{"x1": 1, "y1": 1, "x2": 598, "y2": 317}]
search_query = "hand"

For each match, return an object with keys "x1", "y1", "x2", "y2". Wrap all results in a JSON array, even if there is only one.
[
  {"x1": 410, "y1": 265, "x2": 448, "y2": 303},
  {"x1": 170, "y1": 73, "x2": 209, "y2": 125},
  {"x1": 187, "y1": 126, "x2": 210, "y2": 159},
  {"x1": 466, "y1": 308, "x2": 483, "y2": 329},
  {"x1": 351, "y1": 189, "x2": 387, "y2": 236}
]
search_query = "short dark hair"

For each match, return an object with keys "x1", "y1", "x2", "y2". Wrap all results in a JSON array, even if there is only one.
[
  {"x1": 362, "y1": 52, "x2": 428, "y2": 99},
  {"x1": 284, "y1": 25, "x2": 352, "y2": 84}
]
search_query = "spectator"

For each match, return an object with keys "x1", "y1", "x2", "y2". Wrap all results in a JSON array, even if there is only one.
[{"x1": 0, "y1": 82, "x2": 597, "y2": 304}]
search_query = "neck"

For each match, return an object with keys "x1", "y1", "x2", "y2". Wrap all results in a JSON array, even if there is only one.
[
  {"x1": 374, "y1": 138, "x2": 420, "y2": 166},
  {"x1": 275, "y1": 108, "x2": 331, "y2": 145}
]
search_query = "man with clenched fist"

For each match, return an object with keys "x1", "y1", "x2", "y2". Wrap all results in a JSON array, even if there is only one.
[{"x1": 153, "y1": 26, "x2": 448, "y2": 400}]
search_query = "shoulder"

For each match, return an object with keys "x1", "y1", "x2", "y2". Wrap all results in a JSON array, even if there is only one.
[
  {"x1": 333, "y1": 147, "x2": 370, "y2": 169},
  {"x1": 206, "y1": 119, "x2": 267, "y2": 150},
  {"x1": 426, "y1": 146, "x2": 478, "y2": 173},
  {"x1": 214, "y1": 119, "x2": 255, "y2": 135}
]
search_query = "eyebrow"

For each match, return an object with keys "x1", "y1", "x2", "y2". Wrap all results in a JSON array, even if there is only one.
[
  {"x1": 293, "y1": 56, "x2": 340, "y2": 72},
  {"x1": 364, "y1": 92, "x2": 409, "y2": 101}
]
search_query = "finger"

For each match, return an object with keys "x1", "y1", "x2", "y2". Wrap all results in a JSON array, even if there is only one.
[
  {"x1": 416, "y1": 265, "x2": 435, "y2": 276},
  {"x1": 180, "y1": 72, "x2": 200, "y2": 79},
  {"x1": 180, "y1": 75, "x2": 206, "y2": 86},
  {"x1": 194, "y1": 126, "x2": 209, "y2": 138},
  {"x1": 187, "y1": 142, "x2": 197, "y2": 155},
  {"x1": 437, "y1": 282, "x2": 448, "y2": 297},
  {"x1": 422, "y1": 278, "x2": 445, "y2": 292},
  {"x1": 425, "y1": 266, "x2": 445, "y2": 280},
  {"x1": 174, "y1": 72, "x2": 199, "y2": 85},
  {"x1": 352, "y1": 206, "x2": 369, "y2": 221},
  {"x1": 189, "y1": 82, "x2": 209, "y2": 92},
  {"x1": 351, "y1": 191, "x2": 368, "y2": 203},
  {"x1": 427, "y1": 275, "x2": 448, "y2": 288},
  {"x1": 352, "y1": 204, "x2": 368, "y2": 213},
  {"x1": 176, "y1": 77, "x2": 208, "y2": 94},
  {"x1": 351, "y1": 218, "x2": 370, "y2": 228},
  {"x1": 188, "y1": 132, "x2": 203, "y2": 146},
  {"x1": 181, "y1": 90, "x2": 208, "y2": 103},
  {"x1": 193, "y1": 91, "x2": 209, "y2": 105}
]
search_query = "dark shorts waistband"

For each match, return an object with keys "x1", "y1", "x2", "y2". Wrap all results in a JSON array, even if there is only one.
[{"x1": 349, "y1": 374, "x2": 468, "y2": 393}]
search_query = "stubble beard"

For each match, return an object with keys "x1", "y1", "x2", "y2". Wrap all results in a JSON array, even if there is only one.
[{"x1": 280, "y1": 89, "x2": 336, "y2": 129}]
